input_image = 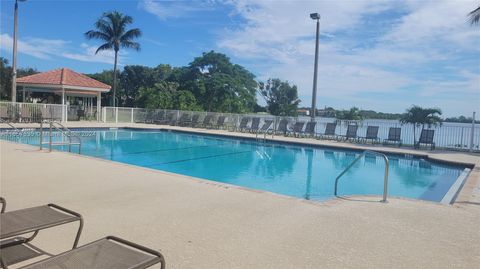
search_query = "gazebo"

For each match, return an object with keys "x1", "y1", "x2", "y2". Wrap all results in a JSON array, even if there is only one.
[{"x1": 16, "y1": 68, "x2": 111, "y2": 121}]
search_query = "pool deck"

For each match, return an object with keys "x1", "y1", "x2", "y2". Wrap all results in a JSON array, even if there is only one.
[{"x1": 1, "y1": 122, "x2": 479, "y2": 268}]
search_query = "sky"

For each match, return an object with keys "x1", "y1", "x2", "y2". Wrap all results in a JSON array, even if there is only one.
[{"x1": 0, "y1": 0, "x2": 479, "y2": 117}]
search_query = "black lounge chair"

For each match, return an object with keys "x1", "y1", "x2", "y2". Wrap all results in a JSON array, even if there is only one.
[
  {"x1": 300, "y1": 121, "x2": 317, "y2": 138},
  {"x1": 237, "y1": 117, "x2": 250, "y2": 132},
  {"x1": 288, "y1": 121, "x2": 305, "y2": 137},
  {"x1": 9, "y1": 236, "x2": 165, "y2": 269},
  {"x1": 199, "y1": 115, "x2": 213, "y2": 128},
  {"x1": 246, "y1": 118, "x2": 260, "y2": 133},
  {"x1": 338, "y1": 125, "x2": 358, "y2": 142},
  {"x1": 212, "y1": 116, "x2": 227, "y2": 129},
  {"x1": 154, "y1": 111, "x2": 176, "y2": 125},
  {"x1": 256, "y1": 120, "x2": 274, "y2": 135},
  {"x1": 189, "y1": 114, "x2": 200, "y2": 127},
  {"x1": 319, "y1": 123, "x2": 337, "y2": 140},
  {"x1": 415, "y1": 129, "x2": 435, "y2": 150},
  {"x1": 360, "y1": 126, "x2": 379, "y2": 144},
  {"x1": 383, "y1": 127, "x2": 402, "y2": 146},
  {"x1": 275, "y1": 119, "x2": 289, "y2": 135},
  {"x1": 177, "y1": 113, "x2": 191, "y2": 126}
]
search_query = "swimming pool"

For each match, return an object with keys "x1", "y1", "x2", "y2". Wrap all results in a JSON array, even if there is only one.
[{"x1": 2, "y1": 128, "x2": 468, "y2": 202}]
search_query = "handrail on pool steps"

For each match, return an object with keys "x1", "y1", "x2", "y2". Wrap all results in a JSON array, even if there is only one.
[{"x1": 334, "y1": 150, "x2": 389, "y2": 202}]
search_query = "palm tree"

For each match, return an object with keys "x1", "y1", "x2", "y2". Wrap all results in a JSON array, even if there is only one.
[
  {"x1": 468, "y1": 6, "x2": 480, "y2": 25},
  {"x1": 85, "y1": 11, "x2": 141, "y2": 107},
  {"x1": 400, "y1": 105, "x2": 442, "y2": 144}
]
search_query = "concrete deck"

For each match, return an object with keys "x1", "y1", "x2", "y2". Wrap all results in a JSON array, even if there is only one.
[{"x1": 1, "y1": 122, "x2": 479, "y2": 268}]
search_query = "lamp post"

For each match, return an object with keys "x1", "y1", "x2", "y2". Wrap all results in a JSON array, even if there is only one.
[
  {"x1": 11, "y1": 0, "x2": 26, "y2": 103},
  {"x1": 310, "y1": 13, "x2": 320, "y2": 121}
]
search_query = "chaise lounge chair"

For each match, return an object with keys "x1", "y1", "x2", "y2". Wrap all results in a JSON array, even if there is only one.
[
  {"x1": 415, "y1": 129, "x2": 435, "y2": 150},
  {"x1": 299, "y1": 121, "x2": 317, "y2": 138},
  {"x1": 287, "y1": 121, "x2": 305, "y2": 137},
  {"x1": 0, "y1": 198, "x2": 165, "y2": 269},
  {"x1": 275, "y1": 119, "x2": 289, "y2": 136},
  {"x1": 318, "y1": 123, "x2": 337, "y2": 140},
  {"x1": 338, "y1": 125, "x2": 358, "y2": 142},
  {"x1": 177, "y1": 113, "x2": 191, "y2": 126},
  {"x1": 14, "y1": 236, "x2": 165, "y2": 269},
  {"x1": 383, "y1": 127, "x2": 402, "y2": 146},
  {"x1": 212, "y1": 115, "x2": 227, "y2": 129},
  {"x1": 360, "y1": 126, "x2": 379, "y2": 144},
  {"x1": 0, "y1": 198, "x2": 83, "y2": 268},
  {"x1": 199, "y1": 115, "x2": 213, "y2": 128},
  {"x1": 245, "y1": 118, "x2": 260, "y2": 133},
  {"x1": 255, "y1": 120, "x2": 274, "y2": 136},
  {"x1": 237, "y1": 117, "x2": 250, "y2": 132}
]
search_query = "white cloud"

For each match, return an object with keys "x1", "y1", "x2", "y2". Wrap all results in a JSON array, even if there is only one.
[
  {"x1": 0, "y1": 34, "x2": 120, "y2": 65},
  {"x1": 217, "y1": 0, "x2": 480, "y2": 115},
  {"x1": 139, "y1": 0, "x2": 215, "y2": 20},
  {"x1": 0, "y1": 34, "x2": 68, "y2": 59}
]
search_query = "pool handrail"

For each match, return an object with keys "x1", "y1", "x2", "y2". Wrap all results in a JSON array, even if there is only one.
[{"x1": 334, "y1": 150, "x2": 389, "y2": 202}]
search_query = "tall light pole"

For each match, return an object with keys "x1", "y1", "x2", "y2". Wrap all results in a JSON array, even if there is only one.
[
  {"x1": 11, "y1": 0, "x2": 26, "y2": 103},
  {"x1": 310, "y1": 13, "x2": 320, "y2": 121}
]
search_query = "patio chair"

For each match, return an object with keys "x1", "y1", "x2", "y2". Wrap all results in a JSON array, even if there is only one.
[
  {"x1": 360, "y1": 126, "x2": 379, "y2": 144},
  {"x1": 237, "y1": 117, "x2": 250, "y2": 132},
  {"x1": 199, "y1": 115, "x2": 213, "y2": 128},
  {"x1": 338, "y1": 125, "x2": 358, "y2": 142},
  {"x1": 0, "y1": 198, "x2": 83, "y2": 268},
  {"x1": 383, "y1": 127, "x2": 402, "y2": 146},
  {"x1": 212, "y1": 116, "x2": 227, "y2": 129},
  {"x1": 154, "y1": 112, "x2": 176, "y2": 125},
  {"x1": 415, "y1": 129, "x2": 435, "y2": 150},
  {"x1": 300, "y1": 121, "x2": 317, "y2": 138},
  {"x1": 318, "y1": 123, "x2": 337, "y2": 140},
  {"x1": 4, "y1": 236, "x2": 165, "y2": 269},
  {"x1": 0, "y1": 106, "x2": 9, "y2": 120},
  {"x1": 256, "y1": 120, "x2": 274, "y2": 135},
  {"x1": 20, "y1": 106, "x2": 32, "y2": 123},
  {"x1": 189, "y1": 114, "x2": 200, "y2": 127},
  {"x1": 177, "y1": 113, "x2": 191, "y2": 126},
  {"x1": 275, "y1": 119, "x2": 289, "y2": 136},
  {"x1": 287, "y1": 121, "x2": 305, "y2": 137},
  {"x1": 246, "y1": 118, "x2": 260, "y2": 133}
]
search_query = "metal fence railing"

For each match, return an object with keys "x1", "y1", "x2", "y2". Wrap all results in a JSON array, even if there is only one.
[
  {"x1": 0, "y1": 102, "x2": 100, "y2": 122},
  {"x1": 0, "y1": 102, "x2": 477, "y2": 152},
  {"x1": 100, "y1": 107, "x2": 479, "y2": 152}
]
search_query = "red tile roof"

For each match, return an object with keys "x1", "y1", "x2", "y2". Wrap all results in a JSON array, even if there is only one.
[{"x1": 17, "y1": 68, "x2": 111, "y2": 90}]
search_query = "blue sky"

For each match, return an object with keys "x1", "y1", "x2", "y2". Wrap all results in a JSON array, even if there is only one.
[{"x1": 0, "y1": 0, "x2": 479, "y2": 117}]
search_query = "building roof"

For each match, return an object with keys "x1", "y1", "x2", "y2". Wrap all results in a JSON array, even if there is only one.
[{"x1": 17, "y1": 68, "x2": 111, "y2": 91}]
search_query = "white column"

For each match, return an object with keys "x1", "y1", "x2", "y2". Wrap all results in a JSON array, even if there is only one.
[
  {"x1": 61, "y1": 87, "x2": 65, "y2": 122},
  {"x1": 97, "y1": 92, "x2": 101, "y2": 122}
]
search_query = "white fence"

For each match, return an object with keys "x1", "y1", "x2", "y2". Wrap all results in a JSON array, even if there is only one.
[
  {"x1": 0, "y1": 101, "x2": 478, "y2": 152},
  {"x1": 101, "y1": 106, "x2": 479, "y2": 152}
]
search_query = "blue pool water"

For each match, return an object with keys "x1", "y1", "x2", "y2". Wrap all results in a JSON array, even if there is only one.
[{"x1": 3, "y1": 128, "x2": 466, "y2": 202}]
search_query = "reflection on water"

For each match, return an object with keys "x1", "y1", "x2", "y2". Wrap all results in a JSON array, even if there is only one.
[{"x1": 3, "y1": 129, "x2": 465, "y2": 202}]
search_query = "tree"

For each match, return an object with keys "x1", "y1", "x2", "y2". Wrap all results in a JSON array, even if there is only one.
[
  {"x1": 183, "y1": 51, "x2": 257, "y2": 113},
  {"x1": 259, "y1": 78, "x2": 300, "y2": 116},
  {"x1": 336, "y1": 107, "x2": 363, "y2": 121},
  {"x1": 136, "y1": 81, "x2": 200, "y2": 111},
  {"x1": 400, "y1": 105, "x2": 442, "y2": 143},
  {"x1": 468, "y1": 6, "x2": 480, "y2": 25},
  {"x1": 0, "y1": 57, "x2": 11, "y2": 100},
  {"x1": 85, "y1": 11, "x2": 141, "y2": 107}
]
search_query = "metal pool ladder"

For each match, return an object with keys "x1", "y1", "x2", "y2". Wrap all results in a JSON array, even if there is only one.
[
  {"x1": 39, "y1": 121, "x2": 82, "y2": 154},
  {"x1": 334, "y1": 150, "x2": 389, "y2": 202}
]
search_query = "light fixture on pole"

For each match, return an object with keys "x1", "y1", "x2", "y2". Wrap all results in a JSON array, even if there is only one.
[
  {"x1": 11, "y1": 0, "x2": 27, "y2": 103},
  {"x1": 310, "y1": 12, "x2": 320, "y2": 120}
]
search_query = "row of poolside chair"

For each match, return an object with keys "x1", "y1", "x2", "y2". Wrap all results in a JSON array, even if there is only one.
[
  {"x1": 235, "y1": 117, "x2": 435, "y2": 149},
  {"x1": 0, "y1": 197, "x2": 165, "y2": 269},
  {"x1": 142, "y1": 112, "x2": 436, "y2": 150}
]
